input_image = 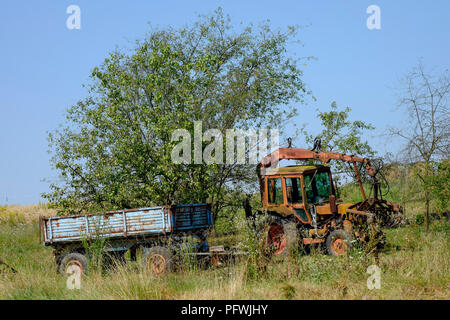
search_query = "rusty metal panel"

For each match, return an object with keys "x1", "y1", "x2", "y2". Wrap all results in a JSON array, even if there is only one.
[
  {"x1": 42, "y1": 206, "x2": 173, "y2": 244},
  {"x1": 172, "y1": 203, "x2": 213, "y2": 231}
]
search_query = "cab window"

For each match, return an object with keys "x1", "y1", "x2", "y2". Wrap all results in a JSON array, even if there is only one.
[
  {"x1": 267, "y1": 178, "x2": 283, "y2": 204},
  {"x1": 304, "y1": 171, "x2": 331, "y2": 204},
  {"x1": 286, "y1": 177, "x2": 302, "y2": 204}
]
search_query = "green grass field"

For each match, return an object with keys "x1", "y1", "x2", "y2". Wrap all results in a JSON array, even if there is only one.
[{"x1": 0, "y1": 202, "x2": 448, "y2": 300}]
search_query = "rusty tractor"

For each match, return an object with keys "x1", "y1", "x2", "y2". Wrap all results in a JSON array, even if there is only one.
[{"x1": 244, "y1": 141, "x2": 404, "y2": 257}]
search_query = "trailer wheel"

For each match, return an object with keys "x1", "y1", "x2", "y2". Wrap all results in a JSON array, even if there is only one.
[
  {"x1": 264, "y1": 216, "x2": 298, "y2": 257},
  {"x1": 326, "y1": 230, "x2": 352, "y2": 256},
  {"x1": 143, "y1": 246, "x2": 173, "y2": 275},
  {"x1": 59, "y1": 252, "x2": 88, "y2": 276}
]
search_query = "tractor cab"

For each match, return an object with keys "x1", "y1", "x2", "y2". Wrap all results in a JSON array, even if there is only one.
[{"x1": 260, "y1": 165, "x2": 339, "y2": 225}]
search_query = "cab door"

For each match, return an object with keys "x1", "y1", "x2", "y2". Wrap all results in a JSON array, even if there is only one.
[
  {"x1": 284, "y1": 175, "x2": 310, "y2": 223},
  {"x1": 302, "y1": 170, "x2": 334, "y2": 215},
  {"x1": 265, "y1": 176, "x2": 285, "y2": 206}
]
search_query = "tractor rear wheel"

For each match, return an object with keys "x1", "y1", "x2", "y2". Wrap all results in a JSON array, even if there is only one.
[{"x1": 264, "y1": 216, "x2": 298, "y2": 257}]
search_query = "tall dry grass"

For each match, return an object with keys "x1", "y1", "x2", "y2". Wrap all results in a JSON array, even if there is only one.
[
  {"x1": 0, "y1": 204, "x2": 56, "y2": 225},
  {"x1": 0, "y1": 205, "x2": 448, "y2": 300}
]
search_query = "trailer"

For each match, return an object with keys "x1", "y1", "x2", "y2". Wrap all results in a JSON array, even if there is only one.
[{"x1": 40, "y1": 203, "x2": 213, "y2": 275}]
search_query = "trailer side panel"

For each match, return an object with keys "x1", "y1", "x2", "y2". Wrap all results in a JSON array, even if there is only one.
[
  {"x1": 42, "y1": 203, "x2": 213, "y2": 245},
  {"x1": 43, "y1": 206, "x2": 171, "y2": 243},
  {"x1": 172, "y1": 203, "x2": 213, "y2": 231}
]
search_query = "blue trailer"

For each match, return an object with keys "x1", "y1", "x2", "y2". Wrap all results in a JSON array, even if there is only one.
[{"x1": 39, "y1": 203, "x2": 213, "y2": 275}]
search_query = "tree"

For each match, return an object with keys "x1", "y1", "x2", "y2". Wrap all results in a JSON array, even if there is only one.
[
  {"x1": 390, "y1": 61, "x2": 449, "y2": 231},
  {"x1": 302, "y1": 101, "x2": 376, "y2": 183},
  {"x1": 43, "y1": 9, "x2": 311, "y2": 219}
]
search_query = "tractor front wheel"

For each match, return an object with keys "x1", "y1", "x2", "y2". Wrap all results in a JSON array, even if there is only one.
[{"x1": 326, "y1": 230, "x2": 352, "y2": 256}]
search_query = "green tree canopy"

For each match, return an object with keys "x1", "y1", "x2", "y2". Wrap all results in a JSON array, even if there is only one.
[
  {"x1": 302, "y1": 101, "x2": 375, "y2": 177},
  {"x1": 44, "y1": 9, "x2": 311, "y2": 217}
]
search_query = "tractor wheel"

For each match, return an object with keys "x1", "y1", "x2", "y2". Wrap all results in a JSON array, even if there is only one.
[
  {"x1": 264, "y1": 216, "x2": 298, "y2": 257},
  {"x1": 326, "y1": 230, "x2": 352, "y2": 256},
  {"x1": 59, "y1": 252, "x2": 88, "y2": 276},
  {"x1": 143, "y1": 246, "x2": 174, "y2": 275}
]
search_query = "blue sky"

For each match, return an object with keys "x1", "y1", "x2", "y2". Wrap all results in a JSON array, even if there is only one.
[{"x1": 0, "y1": 1, "x2": 449, "y2": 204}]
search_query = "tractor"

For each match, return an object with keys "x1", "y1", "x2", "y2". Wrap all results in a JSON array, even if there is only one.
[{"x1": 244, "y1": 142, "x2": 404, "y2": 257}]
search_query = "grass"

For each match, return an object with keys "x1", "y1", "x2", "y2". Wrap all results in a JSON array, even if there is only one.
[{"x1": 0, "y1": 204, "x2": 448, "y2": 300}]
